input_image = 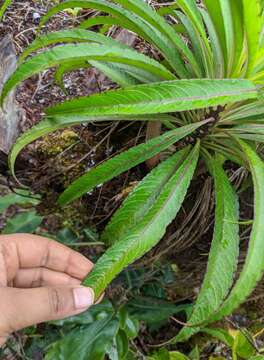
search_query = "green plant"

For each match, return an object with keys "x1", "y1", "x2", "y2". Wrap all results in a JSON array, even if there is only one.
[
  {"x1": 0, "y1": 190, "x2": 42, "y2": 234},
  {"x1": 147, "y1": 348, "x2": 190, "y2": 360},
  {"x1": 0, "y1": 0, "x2": 12, "y2": 21},
  {"x1": 44, "y1": 300, "x2": 139, "y2": 360},
  {"x1": 10, "y1": 299, "x2": 139, "y2": 360},
  {"x1": 2, "y1": 0, "x2": 264, "y2": 344},
  {"x1": 201, "y1": 327, "x2": 258, "y2": 359}
]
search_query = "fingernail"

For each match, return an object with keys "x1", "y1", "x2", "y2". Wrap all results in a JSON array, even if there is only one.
[{"x1": 73, "y1": 287, "x2": 94, "y2": 309}]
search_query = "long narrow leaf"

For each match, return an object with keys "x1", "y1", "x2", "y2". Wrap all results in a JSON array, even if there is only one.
[
  {"x1": 203, "y1": 0, "x2": 227, "y2": 74},
  {"x1": 175, "y1": 11, "x2": 205, "y2": 76},
  {"x1": 1, "y1": 43, "x2": 175, "y2": 105},
  {"x1": 176, "y1": 0, "x2": 210, "y2": 53},
  {"x1": 19, "y1": 30, "x2": 152, "y2": 88},
  {"x1": 83, "y1": 142, "x2": 200, "y2": 299},
  {"x1": 19, "y1": 29, "x2": 130, "y2": 63},
  {"x1": 58, "y1": 123, "x2": 205, "y2": 206},
  {"x1": 243, "y1": 0, "x2": 262, "y2": 76},
  {"x1": 200, "y1": 8, "x2": 225, "y2": 78},
  {"x1": 208, "y1": 139, "x2": 264, "y2": 323},
  {"x1": 98, "y1": 62, "x2": 161, "y2": 84},
  {"x1": 113, "y1": 0, "x2": 200, "y2": 76},
  {"x1": 90, "y1": 62, "x2": 141, "y2": 86},
  {"x1": 0, "y1": 0, "x2": 12, "y2": 21},
  {"x1": 230, "y1": 124, "x2": 264, "y2": 134},
  {"x1": 229, "y1": 133, "x2": 264, "y2": 142},
  {"x1": 39, "y1": 0, "x2": 141, "y2": 30},
  {"x1": 39, "y1": 0, "x2": 190, "y2": 77},
  {"x1": 55, "y1": 60, "x2": 159, "y2": 90},
  {"x1": 221, "y1": 101, "x2": 264, "y2": 122},
  {"x1": 102, "y1": 147, "x2": 190, "y2": 245},
  {"x1": 175, "y1": 157, "x2": 240, "y2": 342},
  {"x1": 46, "y1": 79, "x2": 258, "y2": 119},
  {"x1": 54, "y1": 60, "x2": 152, "y2": 90},
  {"x1": 175, "y1": 0, "x2": 213, "y2": 77},
  {"x1": 219, "y1": 0, "x2": 235, "y2": 75},
  {"x1": 229, "y1": 0, "x2": 244, "y2": 76}
]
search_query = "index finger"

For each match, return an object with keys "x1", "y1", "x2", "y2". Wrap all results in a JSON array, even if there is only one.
[{"x1": 0, "y1": 234, "x2": 93, "y2": 280}]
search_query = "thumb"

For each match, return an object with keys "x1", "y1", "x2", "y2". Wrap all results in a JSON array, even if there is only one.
[{"x1": 0, "y1": 286, "x2": 94, "y2": 338}]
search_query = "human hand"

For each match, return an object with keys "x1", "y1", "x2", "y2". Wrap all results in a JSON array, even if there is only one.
[{"x1": 0, "y1": 233, "x2": 95, "y2": 346}]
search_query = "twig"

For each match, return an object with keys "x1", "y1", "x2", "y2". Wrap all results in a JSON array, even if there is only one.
[{"x1": 68, "y1": 241, "x2": 105, "y2": 247}]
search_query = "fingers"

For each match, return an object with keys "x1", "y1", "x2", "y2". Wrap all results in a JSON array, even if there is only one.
[
  {"x1": 0, "y1": 286, "x2": 94, "y2": 338},
  {"x1": 0, "y1": 234, "x2": 93, "y2": 281},
  {"x1": 0, "y1": 246, "x2": 7, "y2": 286},
  {"x1": 13, "y1": 268, "x2": 81, "y2": 288}
]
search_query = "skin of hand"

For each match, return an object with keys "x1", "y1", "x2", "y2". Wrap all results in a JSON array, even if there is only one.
[{"x1": 0, "y1": 233, "x2": 95, "y2": 347}]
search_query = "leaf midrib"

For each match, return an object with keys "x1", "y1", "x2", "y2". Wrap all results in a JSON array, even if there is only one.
[
  {"x1": 102, "y1": 145, "x2": 197, "y2": 264},
  {"x1": 48, "y1": 88, "x2": 257, "y2": 115},
  {"x1": 86, "y1": 146, "x2": 198, "y2": 293}
]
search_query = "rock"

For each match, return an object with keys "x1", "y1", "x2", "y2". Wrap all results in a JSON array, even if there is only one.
[
  {"x1": 32, "y1": 12, "x2": 41, "y2": 24},
  {"x1": 0, "y1": 34, "x2": 24, "y2": 154}
]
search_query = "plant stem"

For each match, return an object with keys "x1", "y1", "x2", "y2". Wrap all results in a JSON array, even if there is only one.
[{"x1": 68, "y1": 242, "x2": 105, "y2": 247}]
